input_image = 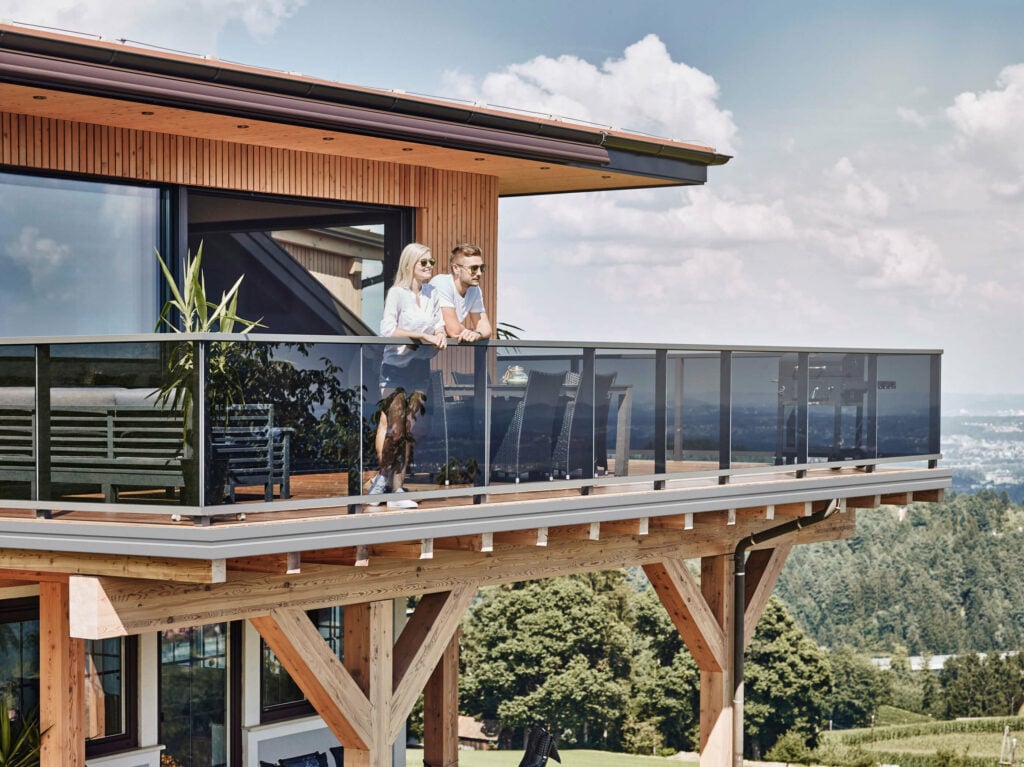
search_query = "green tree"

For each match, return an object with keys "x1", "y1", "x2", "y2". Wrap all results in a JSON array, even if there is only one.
[
  {"x1": 627, "y1": 587, "x2": 700, "y2": 752},
  {"x1": 745, "y1": 597, "x2": 833, "y2": 759},
  {"x1": 827, "y1": 647, "x2": 891, "y2": 728},
  {"x1": 459, "y1": 574, "x2": 634, "y2": 748}
]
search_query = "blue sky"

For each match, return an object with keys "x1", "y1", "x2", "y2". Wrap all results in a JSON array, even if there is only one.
[{"x1": 5, "y1": 0, "x2": 1024, "y2": 393}]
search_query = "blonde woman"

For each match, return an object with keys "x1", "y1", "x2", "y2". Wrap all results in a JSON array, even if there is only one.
[{"x1": 367, "y1": 243, "x2": 447, "y2": 508}]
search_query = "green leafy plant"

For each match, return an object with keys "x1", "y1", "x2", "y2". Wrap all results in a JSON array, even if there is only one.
[
  {"x1": 0, "y1": 700, "x2": 44, "y2": 767},
  {"x1": 153, "y1": 241, "x2": 264, "y2": 435},
  {"x1": 495, "y1": 321, "x2": 524, "y2": 341}
]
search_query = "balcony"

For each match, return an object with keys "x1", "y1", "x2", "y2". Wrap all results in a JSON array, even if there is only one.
[{"x1": 0, "y1": 334, "x2": 948, "y2": 561}]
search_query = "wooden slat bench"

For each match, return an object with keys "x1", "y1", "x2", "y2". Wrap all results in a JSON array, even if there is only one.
[{"x1": 0, "y1": 389, "x2": 291, "y2": 503}]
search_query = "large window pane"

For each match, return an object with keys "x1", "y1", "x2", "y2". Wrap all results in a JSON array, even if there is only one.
[
  {"x1": 0, "y1": 172, "x2": 159, "y2": 336},
  {"x1": 85, "y1": 638, "x2": 127, "y2": 741},
  {"x1": 161, "y1": 624, "x2": 229, "y2": 767}
]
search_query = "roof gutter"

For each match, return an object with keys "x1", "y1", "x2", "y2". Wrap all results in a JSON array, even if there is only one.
[
  {"x1": 731, "y1": 499, "x2": 841, "y2": 766},
  {"x1": 0, "y1": 46, "x2": 611, "y2": 166}
]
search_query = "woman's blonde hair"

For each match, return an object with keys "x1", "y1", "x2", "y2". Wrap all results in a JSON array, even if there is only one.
[{"x1": 393, "y1": 242, "x2": 433, "y2": 290}]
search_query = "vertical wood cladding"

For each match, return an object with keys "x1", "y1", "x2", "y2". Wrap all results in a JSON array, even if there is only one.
[{"x1": 0, "y1": 112, "x2": 501, "y2": 320}]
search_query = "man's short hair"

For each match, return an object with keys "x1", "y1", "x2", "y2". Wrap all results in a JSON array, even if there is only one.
[{"x1": 451, "y1": 243, "x2": 482, "y2": 260}]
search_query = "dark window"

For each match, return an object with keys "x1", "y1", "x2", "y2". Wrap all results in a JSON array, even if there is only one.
[
  {"x1": 0, "y1": 597, "x2": 137, "y2": 756},
  {"x1": 160, "y1": 623, "x2": 230, "y2": 767},
  {"x1": 184, "y1": 189, "x2": 413, "y2": 337}
]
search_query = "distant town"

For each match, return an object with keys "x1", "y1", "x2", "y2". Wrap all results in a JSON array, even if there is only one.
[{"x1": 942, "y1": 393, "x2": 1024, "y2": 502}]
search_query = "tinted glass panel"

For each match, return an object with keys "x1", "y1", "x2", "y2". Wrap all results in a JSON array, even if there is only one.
[
  {"x1": 0, "y1": 172, "x2": 159, "y2": 336},
  {"x1": 671, "y1": 351, "x2": 721, "y2": 469},
  {"x1": 85, "y1": 638, "x2": 126, "y2": 740},
  {"x1": 161, "y1": 623, "x2": 229, "y2": 767}
]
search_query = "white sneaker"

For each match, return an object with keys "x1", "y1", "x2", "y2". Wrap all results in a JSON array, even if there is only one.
[
  {"x1": 366, "y1": 473, "x2": 388, "y2": 506},
  {"x1": 387, "y1": 488, "x2": 418, "y2": 509}
]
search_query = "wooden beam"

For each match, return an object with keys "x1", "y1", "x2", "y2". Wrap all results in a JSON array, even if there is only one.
[
  {"x1": 742, "y1": 542, "x2": 792, "y2": 647},
  {"x1": 39, "y1": 581, "x2": 85, "y2": 767},
  {"x1": 390, "y1": 583, "x2": 477, "y2": 742},
  {"x1": 227, "y1": 554, "x2": 294, "y2": 574},
  {"x1": 0, "y1": 549, "x2": 224, "y2": 583},
  {"x1": 0, "y1": 569, "x2": 69, "y2": 583},
  {"x1": 370, "y1": 541, "x2": 434, "y2": 560},
  {"x1": 911, "y1": 488, "x2": 944, "y2": 503},
  {"x1": 600, "y1": 517, "x2": 648, "y2": 536},
  {"x1": 249, "y1": 607, "x2": 371, "y2": 749},
  {"x1": 493, "y1": 528, "x2": 547, "y2": 547},
  {"x1": 433, "y1": 534, "x2": 493, "y2": 552},
  {"x1": 547, "y1": 523, "x2": 600, "y2": 542},
  {"x1": 698, "y1": 554, "x2": 733, "y2": 766},
  {"x1": 880, "y1": 492, "x2": 911, "y2": 505},
  {"x1": 643, "y1": 560, "x2": 725, "y2": 672},
  {"x1": 304, "y1": 548, "x2": 361, "y2": 566},
  {"x1": 423, "y1": 634, "x2": 459, "y2": 767},
  {"x1": 846, "y1": 495, "x2": 881, "y2": 509},
  {"x1": 773, "y1": 501, "x2": 811, "y2": 518},
  {"x1": 68, "y1": 513, "x2": 860, "y2": 638}
]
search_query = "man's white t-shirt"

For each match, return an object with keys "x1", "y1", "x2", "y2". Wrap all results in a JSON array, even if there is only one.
[{"x1": 429, "y1": 274, "x2": 485, "y2": 322}]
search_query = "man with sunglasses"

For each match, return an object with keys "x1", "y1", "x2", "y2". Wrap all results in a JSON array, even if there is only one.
[{"x1": 430, "y1": 242, "x2": 493, "y2": 342}]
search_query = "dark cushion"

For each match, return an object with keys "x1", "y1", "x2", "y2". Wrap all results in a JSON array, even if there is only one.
[{"x1": 278, "y1": 753, "x2": 328, "y2": 767}]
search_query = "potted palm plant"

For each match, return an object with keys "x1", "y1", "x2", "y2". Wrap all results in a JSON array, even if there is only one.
[
  {"x1": 0, "y1": 700, "x2": 43, "y2": 767},
  {"x1": 153, "y1": 243, "x2": 264, "y2": 505}
]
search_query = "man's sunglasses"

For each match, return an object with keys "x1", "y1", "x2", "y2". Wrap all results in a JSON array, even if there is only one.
[{"x1": 456, "y1": 263, "x2": 486, "y2": 274}]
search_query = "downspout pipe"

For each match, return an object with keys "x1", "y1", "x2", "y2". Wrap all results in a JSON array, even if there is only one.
[{"x1": 732, "y1": 499, "x2": 840, "y2": 766}]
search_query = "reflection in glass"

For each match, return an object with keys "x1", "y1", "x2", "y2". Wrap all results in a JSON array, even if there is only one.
[
  {"x1": 0, "y1": 611, "x2": 39, "y2": 723},
  {"x1": 160, "y1": 623, "x2": 229, "y2": 767},
  {"x1": 85, "y1": 638, "x2": 126, "y2": 740},
  {"x1": 0, "y1": 172, "x2": 158, "y2": 336},
  {"x1": 671, "y1": 352, "x2": 721, "y2": 468},
  {"x1": 877, "y1": 355, "x2": 932, "y2": 457}
]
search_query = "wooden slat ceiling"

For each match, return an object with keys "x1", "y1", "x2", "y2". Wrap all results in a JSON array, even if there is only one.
[{"x1": 0, "y1": 81, "x2": 681, "y2": 196}]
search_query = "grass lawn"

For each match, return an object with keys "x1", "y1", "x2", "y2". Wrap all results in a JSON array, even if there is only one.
[
  {"x1": 859, "y1": 730, "x2": 1005, "y2": 758},
  {"x1": 405, "y1": 749, "x2": 698, "y2": 766}
]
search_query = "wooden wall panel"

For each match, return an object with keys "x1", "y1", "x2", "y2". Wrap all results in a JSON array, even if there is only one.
[{"x1": 0, "y1": 112, "x2": 501, "y2": 321}]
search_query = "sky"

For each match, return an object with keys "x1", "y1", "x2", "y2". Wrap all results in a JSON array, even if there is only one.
[{"x1": 3, "y1": 0, "x2": 1023, "y2": 394}]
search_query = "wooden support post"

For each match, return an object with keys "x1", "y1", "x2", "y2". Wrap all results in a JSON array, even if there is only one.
[
  {"x1": 698, "y1": 554, "x2": 734, "y2": 767},
  {"x1": 39, "y1": 581, "x2": 85, "y2": 767},
  {"x1": 423, "y1": 633, "x2": 459, "y2": 767},
  {"x1": 341, "y1": 602, "x2": 394, "y2": 767}
]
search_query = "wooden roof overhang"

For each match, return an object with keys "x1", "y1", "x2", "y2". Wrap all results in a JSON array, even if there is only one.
[{"x1": 0, "y1": 24, "x2": 730, "y2": 196}]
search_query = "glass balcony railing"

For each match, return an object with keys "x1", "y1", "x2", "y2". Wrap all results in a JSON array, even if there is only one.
[{"x1": 0, "y1": 335, "x2": 941, "y2": 518}]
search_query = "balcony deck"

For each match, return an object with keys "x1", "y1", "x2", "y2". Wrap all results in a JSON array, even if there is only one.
[{"x1": 0, "y1": 334, "x2": 950, "y2": 573}]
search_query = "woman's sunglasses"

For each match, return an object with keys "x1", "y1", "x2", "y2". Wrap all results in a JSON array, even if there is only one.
[{"x1": 418, "y1": 258, "x2": 437, "y2": 267}]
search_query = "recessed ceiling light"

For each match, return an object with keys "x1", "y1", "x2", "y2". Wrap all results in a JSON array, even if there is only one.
[
  {"x1": 539, "y1": 166, "x2": 551, "y2": 170},
  {"x1": 236, "y1": 124, "x2": 249, "y2": 129},
  {"x1": 32, "y1": 95, "x2": 47, "y2": 100},
  {"x1": 602, "y1": 175, "x2": 612, "y2": 179},
  {"x1": 474, "y1": 157, "x2": 485, "y2": 162},
  {"x1": 322, "y1": 136, "x2": 334, "y2": 141},
  {"x1": 141, "y1": 110, "x2": 154, "y2": 115},
  {"x1": 402, "y1": 147, "x2": 414, "y2": 152}
]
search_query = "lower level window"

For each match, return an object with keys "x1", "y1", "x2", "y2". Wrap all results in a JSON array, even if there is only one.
[{"x1": 161, "y1": 623, "x2": 229, "y2": 767}]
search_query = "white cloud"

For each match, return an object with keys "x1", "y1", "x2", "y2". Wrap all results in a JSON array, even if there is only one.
[
  {"x1": 1, "y1": 0, "x2": 305, "y2": 53},
  {"x1": 442, "y1": 34, "x2": 737, "y2": 154},
  {"x1": 946, "y1": 63, "x2": 1024, "y2": 198},
  {"x1": 896, "y1": 106, "x2": 931, "y2": 128},
  {"x1": 5, "y1": 226, "x2": 70, "y2": 290},
  {"x1": 826, "y1": 157, "x2": 890, "y2": 219}
]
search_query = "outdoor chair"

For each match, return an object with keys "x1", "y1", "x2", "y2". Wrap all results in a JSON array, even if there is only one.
[
  {"x1": 552, "y1": 371, "x2": 616, "y2": 479},
  {"x1": 491, "y1": 370, "x2": 568, "y2": 482}
]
